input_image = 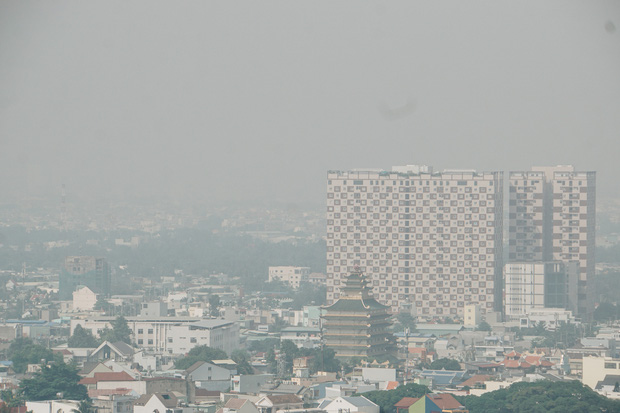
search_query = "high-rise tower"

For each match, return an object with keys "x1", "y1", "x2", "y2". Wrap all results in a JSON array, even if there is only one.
[
  {"x1": 508, "y1": 166, "x2": 595, "y2": 317},
  {"x1": 326, "y1": 166, "x2": 504, "y2": 317}
]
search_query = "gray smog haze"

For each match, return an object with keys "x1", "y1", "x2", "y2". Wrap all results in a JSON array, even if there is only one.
[{"x1": 1, "y1": 1, "x2": 620, "y2": 206}]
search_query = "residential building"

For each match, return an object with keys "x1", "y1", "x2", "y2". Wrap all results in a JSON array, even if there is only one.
[
  {"x1": 268, "y1": 266, "x2": 310, "y2": 289},
  {"x1": 322, "y1": 270, "x2": 395, "y2": 359},
  {"x1": 255, "y1": 395, "x2": 303, "y2": 413},
  {"x1": 133, "y1": 393, "x2": 180, "y2": 413},
  {"x1": 59, "y1": 256, "x2": 110, "y2": 299},
  {"x1": 280, "y1": 326, "x2": 321, "y2": 349},
  {"x1": 327, "y1": 167, "x2": 504, "y2": 316},
  {"x1": 504, "y1": 261, "x2": 578, "y2": 320},
  {"x1": 26, "y1": 400, "x2": 80, "y2": 413},
  {"x1": 185, "y1": 361, "x2": 235, "y2": 391},
  {"x1": 322, "y1": 397, "x2": 379, "y2": 413},
  {"x1": 71, "y1": 317, "x2": 239, "y2": 355},
  {"x1": 218, "y1": 398, "x2": 259, "y2": 413},
  {"x1": 463, "y1": 304, "x2": 481, "y2": 328},
  {"x1": 509, "y1": 166, "x2": 595, "y2": 317},
  {"x1": 583, "y1": 356, "x2": 620, "y2": 389},
  {"x1": 407, "y1": 394, "x2": 467, "y2": 413},
  {"x1": 73, "y1": 286, "x2": 99, "y2": 311}
]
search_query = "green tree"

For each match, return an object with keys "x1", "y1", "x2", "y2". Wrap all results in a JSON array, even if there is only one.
[
  {"x1": 231, "y1": 350, "x2": 254, "y2": 375},
  {"x1": 73, "y1": 400, "x2": 94, "y2": 413},
  {"x1": 266, "y1": 348, "x2": 277, "y2": 374},
  {"x1": 93, "y1": 296, "x2": 111, "y2": 314},
  {"x1": 174, "y1": 345, "x2": 228, "y2": 370},
  {"x1": 8, "y1": 338, "x2": 60, "y2": 374},
  {"x1": 429, "y1": 358, "x2": 461, "y2": 371},
  {"x1": 68, "y1": 325, "x2": 99, "y2": 348},
  {"x1": 477, "y1": 321, "x2": 492, "y2": 332},
  {"x1": 0, "y1": 389, "x2": 21, "y2": 408},
  {"x1": 395, "y1": 313, "x2": 417, "y2": 333},
  {"x1": 99, "y1": 316, "x2": 132, "y2": 344},
  {"x1": 20, "y1": 362, "x2": 88, "y2": 401},
  {"x1": 594, "y1": 302, "x2": 618, "y2": 322},
  {"x1": 208, "y1": 295, "x2": 221, "y2": 317},
  {"x1": 459, "y1": 380, "x2": 620, "y2": 413}
]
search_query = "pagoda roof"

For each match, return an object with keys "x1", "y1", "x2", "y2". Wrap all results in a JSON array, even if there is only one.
[{"x1": 323, "y1": 297, "x2": 388, "y2": 312}]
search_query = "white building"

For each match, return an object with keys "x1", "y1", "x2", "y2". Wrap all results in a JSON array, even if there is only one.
[
  {"x1": 268, "y1": 266, "x2": 310, "y2": 289},
  {"x1": 322, "y1": 397, "x2": 379, "y2": 413},
  {"x1": 327, "y1": 167, "x2": 504, "y2": 316},
  {"x1": 519, "y1": 307, "x2": 575, "y2": 330},
  {"x1": 73, "y1": 286, "x2": 99, "y2": 311},
  {"x1": 583, "y1": 356, "x2": 620, "y2": 389},
  {"x1": 504, "y1": 261, "x2": 578, "y2": 320},
  {"x1": 464, "y1": 304, "x2": 481, "y2": 327},
  {"x1": 71, "y1": 317, "x2": 239, "y2": 355},
  {"x1": 280, "y1": 327, "x2": 321, "y2": 349},
  {"x1": 27, "y1": 400, "x2": 80, "y2": 413}
]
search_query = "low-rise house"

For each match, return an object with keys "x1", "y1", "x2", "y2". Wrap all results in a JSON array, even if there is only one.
[
  {"x1": 133, "y1": 393, "x2": 180, "y2": 413},
  {"x1": 26, "y1": 400, "x2": 80, "y2": 413},
  {"x1": 255, "y1": 395, "x2": 303, "y2": 413},
  {"x1": 79, "y1": 371, "x2": 135, "y2": 391},
  {"x1": 231, "y1": 374, "x2": 273, "y2": 394},
  {"x1": 185, "y1": 361, "x2": 234, "y2": 391},
  {"x1": 394, "y1": 397, "x2": 419, "y2": 413},
  {"x1": 217, "y1": 398, "x2": 260, "y2": 413},
  {"x1": 90, "y1": 391, "x2": 137, "y2": 413},
  {"x1": 322, "y1": 397, "x2": 379, "y2": 413},
  {"x1": 90, "y1": 341, "x2": 135, "y2": 362},
  {"x1": 408, "y1": 394, "x2": 467, "y2": 413}
]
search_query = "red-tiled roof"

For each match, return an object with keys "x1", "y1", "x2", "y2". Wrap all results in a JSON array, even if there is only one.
[
  {"x1": 427, "y1": 393, "x2": 463, "y2": 410},
  {"x1": 394, "y1": 397, "x2": 419, "y2": 408},
  {"x1": 386, "y1": 381, "x2": 399, "y2": 390},
  {"x1": 79, "y1": 371, "x2": 134, "y2": 384},
  {"x1": 224, "y1": 398, "x2": 250, "y2": 409},
  {"x1": 457, "y1": 375, "x2": 491, "y2": 388}
]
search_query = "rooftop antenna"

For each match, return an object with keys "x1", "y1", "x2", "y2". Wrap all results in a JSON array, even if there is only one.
[{"x1": 61, "y1": 183, "x2": 67, "y2": 231}]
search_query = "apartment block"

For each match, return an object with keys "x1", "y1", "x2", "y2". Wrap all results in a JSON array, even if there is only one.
[
  {"x1": 326, "y1": 166, "x2": 504, "y2": 317},
  {"x1": 509, "y1": 166, "x2": 595, "y2": 317},
  {"x1": 504, "y1": 261, "x2": 578, "y2": 321},
  {"x1": 268, "y1": 266, "x2": 311, "y2": 289}
]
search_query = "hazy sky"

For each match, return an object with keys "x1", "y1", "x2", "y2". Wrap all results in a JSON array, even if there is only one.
[{"x1": 1, "y1": 1, "x2": 619, "y2": 205}]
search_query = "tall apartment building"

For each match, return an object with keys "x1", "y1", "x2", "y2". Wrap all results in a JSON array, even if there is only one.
[
  {"x1": 326, "y1": 166, "x2": 504, "y2": 317},
  {"x1": 509, "y1": 166, "x2": 595, "y2": 317}
]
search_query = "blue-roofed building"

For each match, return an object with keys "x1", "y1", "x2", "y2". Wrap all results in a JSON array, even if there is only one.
[{"x1": 417, "y1": 369, "x2": 467, "y2": 390}]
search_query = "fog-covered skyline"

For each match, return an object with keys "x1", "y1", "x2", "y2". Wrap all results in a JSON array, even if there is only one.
[{"x1": 1, "y1": 1, "x2": 619, "y2": 205}]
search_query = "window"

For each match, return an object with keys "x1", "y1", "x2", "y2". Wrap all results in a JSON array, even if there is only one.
[
  {"x1": 605, "y1": 363, "x2": 617, "y2": 369},
  {"x1": 137, "y1": 329, "x2": 143, "y2": 334},
  {"x1": 148, "y1": 339, "x2": 153, "y2": 345},
  {"x1": 190, "y1": 337, "x2": 197, "y2": 343},
  {"x1": 148, "y1": 329, "x2": 153, "y2": 334},
  {"x1": 138, "y1": 339, "x2": 143, "y2": 345}
]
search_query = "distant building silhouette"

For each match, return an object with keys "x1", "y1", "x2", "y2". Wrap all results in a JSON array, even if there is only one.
[{"x1": 59, "y1": 256, "x2": 110, "y2": 300}]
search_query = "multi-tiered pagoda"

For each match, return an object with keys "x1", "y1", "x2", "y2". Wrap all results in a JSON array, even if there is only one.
[{"x1": 322, "y1": 270, "x2": 395, "y2": 359}]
